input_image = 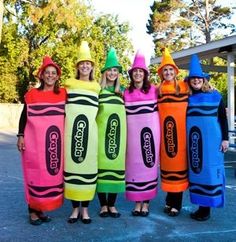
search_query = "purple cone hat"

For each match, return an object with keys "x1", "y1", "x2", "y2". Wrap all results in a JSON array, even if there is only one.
[{"x1": 128, "y1": 50, "x2": 149, "y2": 76}]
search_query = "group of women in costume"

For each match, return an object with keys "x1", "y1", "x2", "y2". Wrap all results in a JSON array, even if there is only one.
[{"x1": 17, "y1": 40, "x2": 229, "y2": 226}]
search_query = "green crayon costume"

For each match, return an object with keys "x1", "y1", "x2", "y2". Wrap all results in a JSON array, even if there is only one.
[{"x1": 96, "y1": 48, "x2": 127, "y2": 193}]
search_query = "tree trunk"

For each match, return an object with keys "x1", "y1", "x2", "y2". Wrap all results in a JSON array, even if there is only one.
[{"x1": 0, "y1": 0, "x2": 3, "y2": 43}]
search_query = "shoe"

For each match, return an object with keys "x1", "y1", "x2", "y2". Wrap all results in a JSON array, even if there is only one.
[
  {"x1": 29, "y1": 216, "x2": 42, "y2": 226},
  {"x1": 164, "y1": 205, "x2": 171, "y2": 214},
  {"x1": 99, "y1": 211, "x2": 109, "y2": 218},
  {"x1": 67, "y1": 213, "x2": 80, "y2": 224},
  {"x1": 132, "y1": 210, "x2": 141, "y2": 216},
  {"x1": 109, "y1": 210, "x2": 121, "y2": 218},
  {"x1": 168, "y1": 208, "x2": 180, "y2": 217},
  {"x1": 141, "y1": 210, "x2": 149, "y2": 217},
  {"x1": 36, "y1": 212, "x2": 51, "y2": 222},
  {"x1": 81, "y1": 216, "x2": 92, "y2": 224},
  {"x1": 190, "y1": 210, "x2": 210, "y2": 221}
]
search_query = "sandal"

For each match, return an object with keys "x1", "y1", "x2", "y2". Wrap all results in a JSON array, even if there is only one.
[
  {"x1": 168, "y1": 208, "x2": 180, "y2": 217},
  {"x1": 163, "y1": 205, "x2": 171, "y2": 214}
]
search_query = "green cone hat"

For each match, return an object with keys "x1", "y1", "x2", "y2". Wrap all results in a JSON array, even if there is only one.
[{"x1": 101, "y1": 47, "x2": 122, "y2": 73}]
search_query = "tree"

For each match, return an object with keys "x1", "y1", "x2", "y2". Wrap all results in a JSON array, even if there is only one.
[
  {"x1": 146, "y1": 0, "x2": 236, "y2": 96},
  {"x1": 147, "y1": 0, "x2": 236, "y2": 53},
  {"x1": 0, "y1": 0, "x2": 133, "y2": 102}
]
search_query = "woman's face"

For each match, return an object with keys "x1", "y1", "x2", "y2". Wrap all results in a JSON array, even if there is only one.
[
  {"x1": 189, "y1": 77, "x2": 204, "y2": 90},
  {"x1": 132, "y1": 68, "x2": 145, "y2": 84},
  {"x1": 162, "y1": 65, "x2": 176, "y2": 81},
  {"x1": 77, "y1": 61, "x2": 93, "y2": 77},
  {"x1": 42, "y1": 66, "x2": 59, "y2": 88},
  {"x1": 106, "y1": 67, "x2": 119, "y2": 83}
]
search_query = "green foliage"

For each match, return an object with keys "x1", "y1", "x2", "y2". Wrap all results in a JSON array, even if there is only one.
[
  {"x1": 147, "y1": 0, "x2": 236, "y2": 95},
  {"x1": 0, "y1": 0, "x2": 133, "y2": 102}
]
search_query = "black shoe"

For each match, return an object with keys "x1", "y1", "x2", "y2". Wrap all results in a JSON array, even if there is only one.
[
  {"x1": 67, "y1": 213, "x2": 80, "y2": 224},
  {"x1": 29, "y1": 216, "x2": 42, "y2": 226},
  {"x1": 190, "y1": 210, "x2": 210, "y2": 221},
  {"x1": 81, "y1": 217, "x2": 92, "y2": 224},
  {"x1": 99, "y1": 211, "x2": 109, "y2": 218},
  {"x1": 109, "y1": 211, "x2": 121, "y2": 218},
  {"x1": 36, "y1": 212, "x2": 51, "y2": 222},
  {"x1": 164, "y1": 205, "x2": 171, "y2": 214},
  {"x1": 168, "y1": 208, "x2": 180, "y2": 217},
  {"x1": 132, "y1": 210, "x2": 141, "y2": 216},
  {"x1": 140, "y1": 210, "x2": 149, "y2": 217}
]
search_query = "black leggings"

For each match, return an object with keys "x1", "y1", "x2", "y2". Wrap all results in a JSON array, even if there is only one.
[
  {"x1": 28, "y1": 206, "x2": 40, "y2": 214},
  {"x1": 71, "y1": 200, "x2": 89, "y2": 208},
  {"x1": 97, "y1": 193, "x2": 117, "y2": 207},
  {"x1": 165, "y1": 192, "x2": 183, "y2": 211}
]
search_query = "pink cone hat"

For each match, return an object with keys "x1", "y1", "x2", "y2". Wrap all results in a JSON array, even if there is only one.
[{"x1": 128, "y1": 50, "x2": 149, "y2": 76}]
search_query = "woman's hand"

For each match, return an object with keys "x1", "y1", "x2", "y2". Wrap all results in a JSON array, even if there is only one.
[
  {"x1": 17, "y1": 136, "x2": 25, "y2": 152},
  {"x1": 220, "y1": 140, "x2": 229, "y2": 153}
]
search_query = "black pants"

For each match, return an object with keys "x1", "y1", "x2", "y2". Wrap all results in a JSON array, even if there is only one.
[
  {"x1": 198, "y1": 206, "x2": 211, "y2": 216},
  {"x1": 165, "y1": 192, "x2": 183, "y2": 211},
  {"x1": 97, "y1": 193, "x2": 117, "y2": 207},
  {"x1": 71, "y1": 200, "x2": 89, "y2": 208}
]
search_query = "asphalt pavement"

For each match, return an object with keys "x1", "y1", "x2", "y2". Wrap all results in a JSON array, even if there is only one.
[{"x1": 0, "y1": 129, "x2": 236, "y2": 242}]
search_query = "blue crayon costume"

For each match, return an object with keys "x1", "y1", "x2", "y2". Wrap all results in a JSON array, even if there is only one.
[
  {"x1": 186, "y1": 54, "x2": 228, "y2": 221},
  {"x1": 187, "y1": 90, "x2": 225, "y2": 207}
]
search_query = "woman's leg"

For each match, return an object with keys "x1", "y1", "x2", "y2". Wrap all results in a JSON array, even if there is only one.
[
  {"x1": 107, "y1": 193, "x2": 120, "y2": 217},
  {"x1": 67, "y1": 200, "x2": 80, "y2": 223},
  {"x1": 141, "y1": 200, "x2": 150, "y2": 216},
  {"x1": 81, "y1": 201, "x2": 91, "y2": 224}
]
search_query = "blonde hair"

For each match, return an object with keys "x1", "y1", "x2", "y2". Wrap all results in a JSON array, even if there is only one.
[{"x1": 100, "y1": 70, "x2": 121, "y2": 95}]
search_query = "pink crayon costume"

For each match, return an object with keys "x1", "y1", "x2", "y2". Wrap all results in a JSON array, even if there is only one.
[
  {"x1": 124, "y1": 51, "x2": 160, "y2": 202},
  {"x1": 21, "y1": 86, "x2": 66, "y2": 212}
]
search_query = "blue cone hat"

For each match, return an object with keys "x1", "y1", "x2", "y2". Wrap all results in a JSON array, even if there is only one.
[{"x1": 187, "y1": 54, "x2": 205, "y2": 80}]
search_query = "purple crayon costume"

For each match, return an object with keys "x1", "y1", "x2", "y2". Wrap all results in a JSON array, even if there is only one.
[{"x1": 124, "y1": 84, "x2": 160, "y2": 201}]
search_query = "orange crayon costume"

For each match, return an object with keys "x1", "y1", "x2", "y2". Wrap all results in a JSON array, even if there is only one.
[{"x1": 157, "y1": 48, "x2": 189, "y2": 214}]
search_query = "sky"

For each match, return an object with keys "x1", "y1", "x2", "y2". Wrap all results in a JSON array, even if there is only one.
[
  {"x1": 90, "y1": 0, "x2": 155, "y2": 65},
  {"x1": 90, "y1": 0, "x2": 236, "y2": 65}
]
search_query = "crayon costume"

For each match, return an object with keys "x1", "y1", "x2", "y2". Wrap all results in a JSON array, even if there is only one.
[
  {"x1": 64, "y1": 78, "x2": 100, "y2": 201},
  {"x1": 22, "y1": 87, "x2": 66, "y2": 212},
  {"x1": 96, "y1": 86, "x2": 126, "y2": 193},
  {"x1": 124, "y1": 50, "x2": 161, "y2": 202},
  {"x1": 64, "y1": 41, "x2": 100, "y2": 203},
  {"x1": 157, "y1": 49, "x2": 189, "y2": 193},
  {"x1": 124, "y1": 84, "x2": 160, "y2": 201},
  {"x1": 186, "y1": 55, "x2": 226, "y2": 208}
]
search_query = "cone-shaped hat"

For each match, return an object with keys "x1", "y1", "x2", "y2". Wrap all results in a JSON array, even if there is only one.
[
  {"x1": 37, "y1": 56, "x2": 61, "y2": 79},
  {"x1": 157, "y1": 48, "x2": 179, "y2": 76},
  {"x1": 186, "y1": 54, "x2": 205, "y2": 80},
  {"x1": 101, "y1": 47, "x2": 122, "y2": 73},
  {"x1": 77, "y1": 41, "x2": 94, "y2": 65},
  {"x1": 128, "y1": 50, "x2": 149, "y2": 76}
]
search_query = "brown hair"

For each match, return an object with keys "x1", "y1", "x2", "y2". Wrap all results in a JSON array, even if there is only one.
[
  {"x1": 128, "y1": 70, "x2": 150, "y2": 93},
  {"x1": 37, "y1": 68, "x2": 60, "y2": 94}
]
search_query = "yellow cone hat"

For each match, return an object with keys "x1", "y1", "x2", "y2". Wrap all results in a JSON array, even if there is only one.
[
  {"x1": 157, "y1": 48, "x2": 179, "y2": 76},
  {"x1": 77, "y1": 41, "x2": 94, "y2": 65}
]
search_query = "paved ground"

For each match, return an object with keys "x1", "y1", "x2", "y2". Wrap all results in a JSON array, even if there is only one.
[{"x1": 0, "y1": 129, "x2": 236, "y2": 242}]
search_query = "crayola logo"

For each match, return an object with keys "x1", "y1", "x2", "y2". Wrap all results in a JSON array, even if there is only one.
[
  {"x1": 71, "y1": 115, "x2": 89, "y2": 163},
  {"x1": 141, "y1": 127, "x2": 155, "y2": 168},
  {"x1": 45, "y1": 126, "x2": 61, "y2": 175},
  {"x1": 105, "y1": 114, "x2": 120, "y2": 159},
  {"x1": 164, "y1": 116, "x2": 178, "y2": 158},
  {"x1": 189, "y1": 126, "x2": 202, "y2": 174}
]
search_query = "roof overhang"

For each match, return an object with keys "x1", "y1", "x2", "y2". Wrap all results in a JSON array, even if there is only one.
[{"x1": 150, "y1": 35, "x2": 236, "y2": 73}]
